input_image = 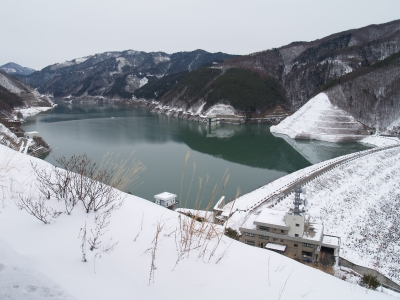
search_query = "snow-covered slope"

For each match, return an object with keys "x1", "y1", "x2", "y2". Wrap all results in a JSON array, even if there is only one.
[
  {"x1": 270, "y1": 93, "x2": 368, "y2": 143},
  {"x1": 0, "y1": 144, "x2": 392, "y2": 300},
  {"x1": 0, "y1": 237, "x2": 76, "y2": 300},
  {"x1": 272, "y1": 146, "x2": 400, "y2": 285}
]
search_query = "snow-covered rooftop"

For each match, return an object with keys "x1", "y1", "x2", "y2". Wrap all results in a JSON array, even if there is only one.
[
  {"x1": 154, "y1": 192, "x2": 177, "y2": 200},
  {"x1": 322, "y1": 235, "x2": 340, "y2": 248},
  {"x1": 254, "y1": 208, "x2": 288, "y2": 228},
  {"x1": 265, "y1": 243, "x2": 286, "y2": 252},
  {"x1": 302, "y1": 223, "x2": 323, "y2": 242}
]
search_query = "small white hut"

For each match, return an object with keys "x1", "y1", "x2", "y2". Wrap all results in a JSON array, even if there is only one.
[{"x1": 154, "y1": 192, "x2": 177, "y2": 210}]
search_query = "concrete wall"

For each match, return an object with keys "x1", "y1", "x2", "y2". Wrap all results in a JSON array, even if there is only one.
[{"x1": 339, "y1": 257, "x2": 400, "y2": 292}]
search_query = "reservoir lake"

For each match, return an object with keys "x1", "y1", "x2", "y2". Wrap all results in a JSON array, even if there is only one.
[{"x1": 22, "y1": 103, "x2": 370, "y2": 209}]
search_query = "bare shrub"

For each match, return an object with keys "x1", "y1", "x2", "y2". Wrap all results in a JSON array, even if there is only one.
[
  {"x1": 32, "y1": 153, "x2": 146, "y2": 214},
  {"x1": 102, "y1": 238, "x2": 119, "y2": 254},
  {"x1": 18, "y1": 194, "x2": 61, "y2": 224},
  {"x1": 79, "y1": 223, "x2": 87, "y2": 262},
  {"x1": 88, "y1": 209, "x2": 111, "y2": 251}
]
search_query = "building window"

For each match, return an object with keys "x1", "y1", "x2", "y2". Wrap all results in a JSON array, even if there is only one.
[
  {"x1": 273, "y1": 238, "x2": 278, "y2": 241},
  {"x1": 280, "y1": 239, "x2": 283, "y2": 242},
  {"x1": 294, "y1": 244, "x2": 298, "y2": 247},
  {"x1": 281, "y1": 230, "x2": 284, "y2": 233},
  {"x1": 259, "y1": 226, "x2": 270, "y2": 231},
  {"x1": 245, "y1": 232, "x2": 255, "y2": 237},
  {"x1": 295, "y1": 234, "x2": 299, "y2": 237},
  {"x1": 245, "y1": 240, "x2": 255, "y2": 246},
  {"x1": 259, "y1": 235, "x2": 269, "y2": 240},
  {"x1": 296, "y1": 224, "x2": 300, "y2": 227},
  {"x1": 302, "y1": 243, "x2": 314, "y2": 248}
]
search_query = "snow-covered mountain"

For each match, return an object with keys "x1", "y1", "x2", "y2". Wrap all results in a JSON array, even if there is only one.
[
  {"x1": 0, "y1": 62, "x2": 36, "y2": 76},
  {"x1": 16, "y1": 50, "x2": 233, "y2": 99},
  {"x1": 0, "y1": 144, "x2": 394, "y2": 300}
]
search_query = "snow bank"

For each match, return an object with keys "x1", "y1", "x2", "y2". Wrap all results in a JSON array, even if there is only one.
[
  {"x1": 271, "y1": 93, "x2": 367, "y2": 143},
  {"x1": 0, "y1": 237, "x2": 76, "y2": 300},
  {"x1": 14, "y1": 106, "x2": 55, "y2": 119},
  {"x1": 0, "y1": 144, "x2": 392, "y2": 300},
  {"x1": 361, "y1": 135, "x2": 400, "y2": 147}
]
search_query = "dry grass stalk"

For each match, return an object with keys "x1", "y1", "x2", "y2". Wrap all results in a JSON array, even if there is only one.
[
  {"x1": 102, "y1": 238, "x2": 119, "y2": 254},
  {"x1": 134, "y1": 211, "x2": 144, "y2": 242},
  {"x1": 278, "y1": 269, "x2": 293, "y2": 300},
  {"x1": 184, "y1": 162, "x2": 196, "y2": 208},
  {"x1": 149, "y1": 219, "x2": 166, "y2": 285},
  {"x1": 179, "y1": 151, "x2": 191, "y2": 206},
  {"x1": 94, "y1": 252, "x2": 101, "y2": 273}
]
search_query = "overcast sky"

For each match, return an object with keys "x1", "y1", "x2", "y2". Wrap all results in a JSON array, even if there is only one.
[{"x1": 1, "y1": 0, "x2": 399, "y2": 70}]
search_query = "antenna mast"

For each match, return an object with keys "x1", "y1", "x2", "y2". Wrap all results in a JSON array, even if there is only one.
[{"x1": 293, "y1": 185, "x2": 303, "y2": 215}]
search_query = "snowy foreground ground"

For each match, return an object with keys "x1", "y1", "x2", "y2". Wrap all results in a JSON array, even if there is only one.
[{"x1": 0, "y1": 144, "x2": 394, "y2": 299}]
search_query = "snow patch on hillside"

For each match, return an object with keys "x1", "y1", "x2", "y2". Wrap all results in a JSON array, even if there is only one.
[
  {"x1": 270, "y1": 93, "x2": 367, "y2": 143},
  {"x1": 116, "y1": 57, "x2": 131, "y2": 72},
  {"x1": 204, "y1": 104, "x2": 235, "y2": 116},
  {"x1": 139, "y1": 77, "x2": 148, "y2": 88},
  {"x1": 0, "y1": 73, "x2": 23, "y2": 94}
]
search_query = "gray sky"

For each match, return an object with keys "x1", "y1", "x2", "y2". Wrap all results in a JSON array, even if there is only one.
[{"x1": 2, "y1": 0, "x2": 399, "y2": 70}]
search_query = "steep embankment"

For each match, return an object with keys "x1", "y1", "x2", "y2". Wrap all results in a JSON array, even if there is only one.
[
  {"x1": 0, "y1": 144, "x2": 392, "y2": 300},
  {"x1": 270, "y1": 93, "x2": 369, "y2": 142},
  {"x1": 272, "y1": 145, "x2": 400, "y2": 285}
]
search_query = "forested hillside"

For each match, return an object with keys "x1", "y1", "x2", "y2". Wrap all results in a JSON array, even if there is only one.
[{"x1": 324, "y1": 51, "x2": 400, "y2": 133}]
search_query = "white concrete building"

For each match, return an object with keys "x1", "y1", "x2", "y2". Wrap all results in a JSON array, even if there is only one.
[{"x1": 154, "y1": 192, "x2": 177, "y2": 210}]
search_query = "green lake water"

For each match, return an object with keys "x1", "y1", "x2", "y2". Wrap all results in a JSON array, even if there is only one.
[{"x1": 22, "y1": 103, "x2": 370, "y2": 209}]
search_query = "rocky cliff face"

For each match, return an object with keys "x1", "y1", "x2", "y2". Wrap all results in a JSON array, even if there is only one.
[
  {"x1": 224, "y1": 19, "x2": 400, "y2": 111},
  {"x1": 16, "y1": 50, "x2": 234, "y2": 99}
]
